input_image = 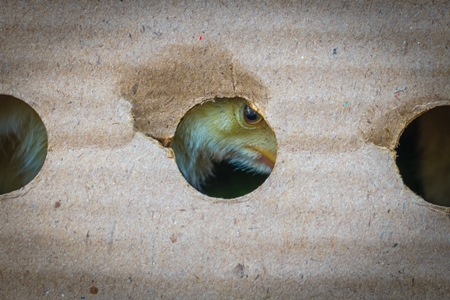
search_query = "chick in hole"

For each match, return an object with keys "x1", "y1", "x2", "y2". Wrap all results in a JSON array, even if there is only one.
[
  {"x1": 0, "y1": 95, "x2": 47, "y2": 194},
  {"x1": 171, "y1": 98, "x2": 277, "y2": 199}
]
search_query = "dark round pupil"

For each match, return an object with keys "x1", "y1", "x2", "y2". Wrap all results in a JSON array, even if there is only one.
[{"x1": 245, "y1": 106, "x2": 259, "y2": 121}]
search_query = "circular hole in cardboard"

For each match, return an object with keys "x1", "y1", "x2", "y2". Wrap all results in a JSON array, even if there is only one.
[
  {"x1": 395, "y1": 106, "x2": 450, "y2": 207},
  {"x1": 0, "y1": 95, "x2": 48, "y2": 194},
  {"x1": 171, "y1": 97, "x2": 277, "y2": 199}
]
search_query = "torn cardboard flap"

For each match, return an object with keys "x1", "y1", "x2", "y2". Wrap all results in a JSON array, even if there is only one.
[{"x1": 121, "y1": 45, "x2": 270, "y2": 139}]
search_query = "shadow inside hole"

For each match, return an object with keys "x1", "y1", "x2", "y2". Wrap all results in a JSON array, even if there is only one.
[
  {"x1": 0, "y1": 95, "x2": 48, "y2": 194},
  {"x1": 396, "y1": 120, "x2": 424, "y2": 198},
  {"x1": 395, "y1": 106, "x2": 450, "y2": 207},
  {"x1": 202, "y1": 160, "x2": 269, "y2": 199}
]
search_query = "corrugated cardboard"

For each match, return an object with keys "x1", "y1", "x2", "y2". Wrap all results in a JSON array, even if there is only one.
[{"x1": 1, "y1": 1, "x2": 449, "y2": 298}]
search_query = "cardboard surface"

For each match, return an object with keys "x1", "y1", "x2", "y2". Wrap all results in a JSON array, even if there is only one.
[{"x1": 1, "y1": 1, "x2": 449, "y2": 298}]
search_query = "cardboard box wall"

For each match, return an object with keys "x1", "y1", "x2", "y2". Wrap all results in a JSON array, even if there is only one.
[{"x1": 1, "y1": 0, "x2": 449, "y2": 298}]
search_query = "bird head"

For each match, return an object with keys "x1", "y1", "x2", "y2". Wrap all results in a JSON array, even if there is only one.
[
  {"x1": 171, "y1": 97, "x2": 277, "y2": 194},
  {"x1": 0, "y1": 95, "x2": 47, "y2": 194}
]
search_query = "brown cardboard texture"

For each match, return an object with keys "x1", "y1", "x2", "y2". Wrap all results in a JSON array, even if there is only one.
[{"x1": 1, "y1": 1, "x2": 450, "y2": 298}]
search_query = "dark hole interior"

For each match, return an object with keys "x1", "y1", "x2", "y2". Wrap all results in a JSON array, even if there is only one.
[
  {"x1": 201, "y1": 160, "x2": 269, "y2": 199},
  {"x1": 395, "y1": 106, "x2": 450, "y2": 207}
]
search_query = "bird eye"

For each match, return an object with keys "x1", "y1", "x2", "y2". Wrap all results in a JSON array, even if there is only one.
[{"x1": 243, "y1": 105, "x2": 262, "y2": 125}]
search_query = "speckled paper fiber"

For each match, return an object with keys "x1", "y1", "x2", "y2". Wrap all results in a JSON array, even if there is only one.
[{"x1": 1, "y1": 1, "x2": 449, "y2": 298}]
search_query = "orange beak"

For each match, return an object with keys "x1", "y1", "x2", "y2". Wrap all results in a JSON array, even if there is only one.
[{"x1": 250, "y1": 147, "x2": 276, "y2": 169}]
